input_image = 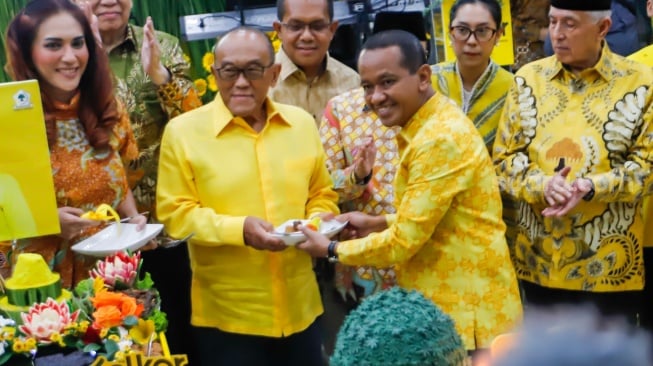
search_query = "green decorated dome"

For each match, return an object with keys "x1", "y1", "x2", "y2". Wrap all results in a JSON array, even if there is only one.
[{"x1": 330, "y1": 287, "x2": 467, "y2": 366}]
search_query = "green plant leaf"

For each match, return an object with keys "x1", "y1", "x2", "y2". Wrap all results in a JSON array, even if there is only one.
[
  {"x1": 123, "y1": 315, "x2": 139, "y2": 327},
  {"x1": 82, "y1": 343, "x2": 102, "y2": 353},
  {"x1": 104, "y1": 339, "x2": 120, "y2": 360},
  {"x1": 135, "y1": 272, "x2": 154, "y2": 290}
]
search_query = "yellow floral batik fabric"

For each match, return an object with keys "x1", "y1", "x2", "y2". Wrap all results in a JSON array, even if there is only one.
[
  {"x1": 320, "y1": 88, "x2": 398, "y2": 300},
  {"x1": 493, "y1": 46, "x2": 653, "y2": 292},
  {"x1": 338, "y1": 93, "x2": 522, "y2": 350}
]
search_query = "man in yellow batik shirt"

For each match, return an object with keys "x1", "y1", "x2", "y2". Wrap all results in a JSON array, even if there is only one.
[
  {"x1": 270, "y1": 0, "x2": 360, "y2": 124},
  {"x1": 156, "y1": 28, "x2": 338, "y2": 366},
  {"x1": 298, "y1": 30, "x2": 522, "y2": 352},
  {"x1": 493, "y1": 0, "x2": 653, "y2": 327},
  {"x1": 626, "y1": 0, "x2": 653, "y2": 334}
]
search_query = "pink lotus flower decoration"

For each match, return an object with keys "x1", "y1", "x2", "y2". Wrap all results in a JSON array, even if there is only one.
[
  {"x1": 19, "y1": 298, "x2": 80, "y2": 343},
  {"x1": 90, "y1": 251, "x2": 141, "y2": 289}
]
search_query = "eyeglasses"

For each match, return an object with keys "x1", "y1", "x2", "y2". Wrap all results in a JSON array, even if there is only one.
[
  {"x1": 213, "y1": 63, "x2": 274, "y2": 81},
  {"x1": 449, "y1": 26, "x2": 497, "y2": 42},
  {"x1": 280, "y1": 21, "x2": 332, "y2": 34}
]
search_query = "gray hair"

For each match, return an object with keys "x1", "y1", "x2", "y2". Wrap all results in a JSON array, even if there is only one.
[{"x1": 588, "y1": 10, "x2": 612, "y2": 23}]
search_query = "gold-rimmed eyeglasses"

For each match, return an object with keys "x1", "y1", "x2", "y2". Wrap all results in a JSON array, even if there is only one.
[
  {"x1": 213, "y1": 62, "x2": 274, "y2": 81},
  {"x1": 450, "y1": 26, "x2": 497, "y2": 42},
  {"x1": 280, "y1": 21, "x2": 332, "y2": 34}
]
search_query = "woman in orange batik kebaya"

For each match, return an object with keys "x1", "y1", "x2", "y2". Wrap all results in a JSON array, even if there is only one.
[{"x1": 4, "y1": 0, "x2": 144, "y2": 287}]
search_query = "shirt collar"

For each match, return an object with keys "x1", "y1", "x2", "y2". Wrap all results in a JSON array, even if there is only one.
[
  {"x1": 109, "y1": 24, "x2": 138, "y2": 54},
  {"x1": 545, "y1": 43, "x2": 613, "y2": 82},
  {"x1": 212, "y1": 94, "x2": 290, "y2": 136},
  {"x1": 276, "y1": 47, "x2": 332, "y2": 82}
]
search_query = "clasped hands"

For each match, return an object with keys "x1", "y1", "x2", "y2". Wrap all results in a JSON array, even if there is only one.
[{"x1": 542, "y1": 166, "x2": 593, "y2": 217}]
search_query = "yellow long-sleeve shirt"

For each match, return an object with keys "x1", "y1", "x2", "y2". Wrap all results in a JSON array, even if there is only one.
[
  {"x1": 493, "y1": 46, "x2": 653, "y2": 291},
  {"x1": 337, "y1": 93, "x2": 522, "y2": 350},
  {"x1": 156, "y1": 95, "x2": 339, "y2": 337}
]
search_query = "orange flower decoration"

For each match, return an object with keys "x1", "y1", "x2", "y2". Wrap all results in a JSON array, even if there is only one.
[{"x1": 91, "y1": 291, "x2": 143, "y2": 329}]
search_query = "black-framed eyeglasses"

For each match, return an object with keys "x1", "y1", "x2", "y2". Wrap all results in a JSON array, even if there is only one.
[
  {"x1": 213, "y1": 63, "x2": 274, "y2": 81},
  {"x1": 449, "y1": 26, "x2": 497, "y2": 42},
  {"x1": 280, "y1": 21, "x2": 332, "y2": 34}
]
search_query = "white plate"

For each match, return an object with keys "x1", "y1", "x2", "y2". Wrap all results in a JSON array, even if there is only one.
[
  {"x1": 71, "y1": 223, "x2": 164, "y2": 257},
  {"x1": 272, "y1": 219, "x2": 348, "y2": 246}
]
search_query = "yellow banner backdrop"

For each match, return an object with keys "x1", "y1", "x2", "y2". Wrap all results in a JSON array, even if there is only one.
[
  {"x1": 0, "y1": 80, "x2": 59, "y2": 241},
  {"x1": 440, "y1": 0, "x2": 515, "y2": 66}
]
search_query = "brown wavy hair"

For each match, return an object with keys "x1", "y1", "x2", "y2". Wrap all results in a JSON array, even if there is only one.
[{"x1": 4, "y1": 0, "x2": 119, "y2": 150}]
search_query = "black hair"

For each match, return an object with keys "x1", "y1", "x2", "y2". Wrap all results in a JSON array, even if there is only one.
[
  {"x1": 360, "y1": 30, "x2": 426, "y2": 73},
  {"x1": 219, "y1": 26, "x2": 275, "y2": 62},
  {"x1": 449, "y1": 0, "x2": 502, "y2": 28},
  {"x1": 276, "y1": 0, "x2": 334, "y2": 22}
]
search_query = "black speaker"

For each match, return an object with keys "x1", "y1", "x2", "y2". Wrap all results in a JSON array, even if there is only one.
[
  {"x1": 329, "y1": 24, "x2": 361, "y2": 70},
  {"x1": 372, "y1": 11, "x2": 427, "y2": 41},
  {"x1": 224, "y1": 0, "x2": 277, "y2": 11}
]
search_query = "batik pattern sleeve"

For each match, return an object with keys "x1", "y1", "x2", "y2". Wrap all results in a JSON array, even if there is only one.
[
  {"x1": 339, "y1": 136, "x2": 472, "y2": 267},
  {"x1": 492, "y1": 76, "x2": 550, "y2": 205},
  {"x1": 155, "y1": 35, "x2": 202, "y2": 118},
  {"x1": 320, "y1": 99, "x2": 367, "y2": 203},
  {"x1": 586, "y1": 86, "x2": 653, "y2": 202}
]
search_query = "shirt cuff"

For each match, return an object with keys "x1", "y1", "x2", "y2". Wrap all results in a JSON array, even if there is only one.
[
  {"x1": 219, "y1": 215, "x2": 247, "y2": 246},
  {"x1": 156, "y1": 73, "x2": 182, "y2": 102},
  {"x1": 385, "y1": 214, "x2": 397, "y2": 226}
]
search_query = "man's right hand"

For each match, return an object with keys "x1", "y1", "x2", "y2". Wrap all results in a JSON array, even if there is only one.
[
  {"x1": 544, "y1": 166, "x2": 573, "y2": 207},
  {"x1": 336, "y1": 211, "x2": 386, "y2": 239},
  {"x1": 353, "y1": 137, "x2": 376, "y2": 182},
  {"x1": 243, "y1": 217, "x2": 287, "y2": 251}
]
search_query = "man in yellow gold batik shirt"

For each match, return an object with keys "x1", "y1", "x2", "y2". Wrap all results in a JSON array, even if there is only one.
[
  {"x1": 493, "y1": 0, "x2": 653, "y2": 325},
  {"x1": 298, "y1": 30, "x2": 522, "y2": 352},
  {"x1": 270, "y1": 0, "x2": 360, "y2": 124},
  {"x1": 156, "y1": 27, "x2": 338, "y2": 366}
]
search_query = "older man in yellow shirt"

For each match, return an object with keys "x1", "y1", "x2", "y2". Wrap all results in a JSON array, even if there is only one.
[
  {"x1": 298, "y1": 30, "x2": 522, "y2": 353},
  {"x1": 156, "y1": 27, "x2": 338, "y2": 366},
  {"x1": 494, "y1": 0, "x2": 653, "y2": 328}
]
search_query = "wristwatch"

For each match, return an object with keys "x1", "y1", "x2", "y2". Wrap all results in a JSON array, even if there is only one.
[
  {"x1": 582, "y1": 180, "x2": 595, "y2": 201},
  {"x1": 327, "y1": 240, "x2": 339, "y2": 263},
  {"x1": 355, "y1": 171, "x2": 373, "y2": 186}
]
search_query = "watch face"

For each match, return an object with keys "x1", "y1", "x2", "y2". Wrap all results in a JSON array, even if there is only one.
[{"x1": 583, "y1": 188, "x2": 595, "y2": 201}]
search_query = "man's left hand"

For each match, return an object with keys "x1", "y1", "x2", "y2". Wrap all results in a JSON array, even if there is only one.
[
  {"x1": 296, "y1": 225, "x2": 331, "y2": 257},
  {"x1": 542, "y1": 178, "x2": 593, "y2": 217},
  {"x1": 141, "y1": 16, "x2": 170, "y2": 86}
]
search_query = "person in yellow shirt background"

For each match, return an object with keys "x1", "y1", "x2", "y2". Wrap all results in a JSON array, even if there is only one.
[
  {"x1": 270, "y1": 0, "x2": 360, "y2": 124},
  {"x1": 299, "y1": 29, "x2": 522, "y2": 355},
  {"x1": 627, "y1": 0, "x2": 653, "y2": 336},
  {"x1": 431, "y1": 0, "x2": 512, "y2": 153},
  {"x1": 431, "y1": 0, "x2": 518, "y2": 251},
  {"x1": 493, "y1": 0, "x2": 653, "y2": 327},
  {"x1": 156, "y1": 27, "x2": 338, "y2": 366}
]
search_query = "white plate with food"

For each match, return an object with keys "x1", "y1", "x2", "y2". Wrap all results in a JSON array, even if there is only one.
[
  {"x1": 71, "y1": 223, "x2": 164, "y2": 257},
  {"x1": 272, "y1": 218, "x2": 348, "y2": 246}
]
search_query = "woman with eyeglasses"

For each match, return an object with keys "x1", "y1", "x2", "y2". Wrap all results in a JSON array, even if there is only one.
[
  {"x1": 431, "y1": 0, "x2": 512, "y2": 153},
  {"x1": 431, "y1": 0, "x2": 518, "y2": 288}
]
